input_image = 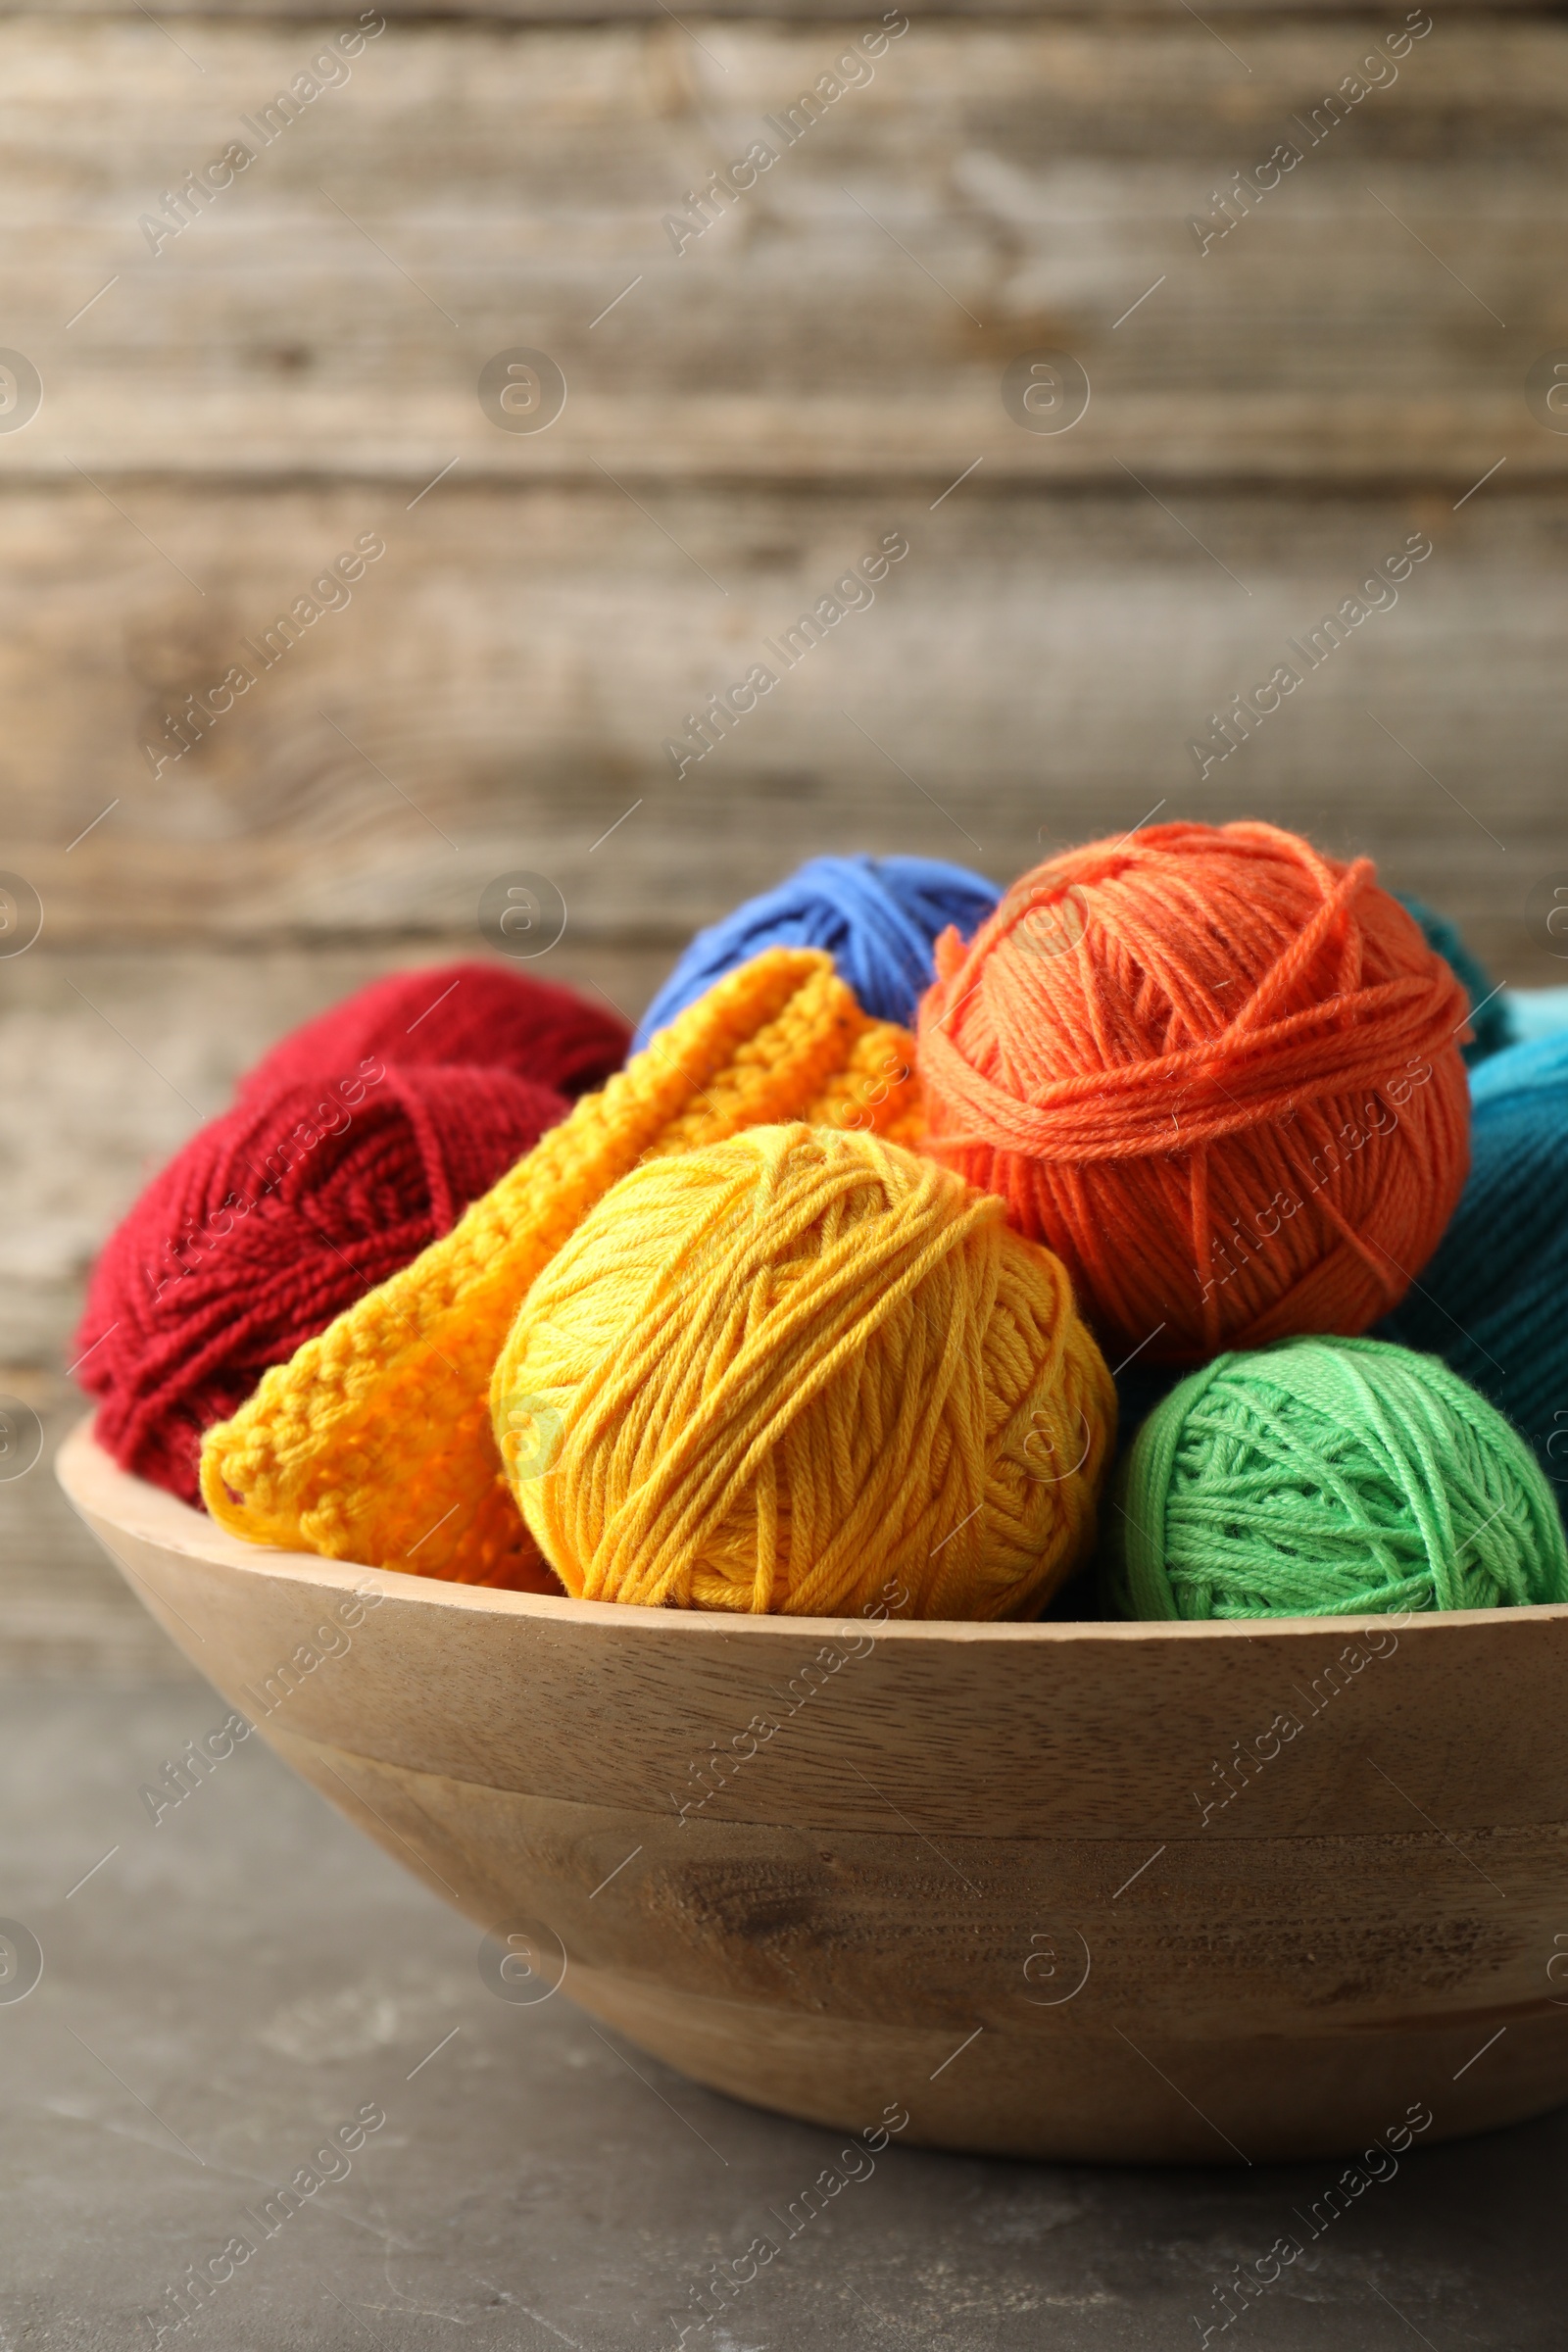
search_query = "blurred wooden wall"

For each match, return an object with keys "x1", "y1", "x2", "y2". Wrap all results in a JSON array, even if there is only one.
[{"x1": 1, "y1": 0, "x2": 1565, "y2": 1656}]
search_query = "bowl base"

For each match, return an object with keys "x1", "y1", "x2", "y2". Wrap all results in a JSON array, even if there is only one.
[{"x1": 565, "y1": 1966, "x2": 1568, "y2": 2165}]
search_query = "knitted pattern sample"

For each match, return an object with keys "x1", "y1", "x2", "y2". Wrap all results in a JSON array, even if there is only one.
[{"x1": 200, "y1": 950, "x2": 922, "y2": 1587}]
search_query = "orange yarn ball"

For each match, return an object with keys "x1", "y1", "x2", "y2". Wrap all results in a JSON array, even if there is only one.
[{"x1": 916, "y1": 821, "x2": 1472, "y2": 1362}]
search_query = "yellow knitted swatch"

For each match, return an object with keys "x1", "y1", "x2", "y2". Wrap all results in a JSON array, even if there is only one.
[
  {"x1": 493, "y1": 1124, "x2": 1115, "y2": 1619},
  {"x1": 200, "y1": 951, "x2": 922, "y2": 1585}
]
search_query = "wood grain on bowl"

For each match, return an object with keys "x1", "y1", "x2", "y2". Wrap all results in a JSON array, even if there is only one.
[{"x1": 58, "y1": 1418, "x2": 1568, "y2": 2163}]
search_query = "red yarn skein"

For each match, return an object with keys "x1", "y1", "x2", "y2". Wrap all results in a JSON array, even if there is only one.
[
  {"x1": 916, "y1": 821, "x2": 1471, "y2": 1361},
  {"x1": 76, "y1": 1055, "x2": 569, "y2": 1577},
  {"x1": 241, "y1": 961, "x2": 628, "y2": 1103}
]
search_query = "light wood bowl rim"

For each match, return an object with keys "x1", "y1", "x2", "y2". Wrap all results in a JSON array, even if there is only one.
[{"x1": 57, "y1": 1414, "x2": 1568, "y2": 1650}]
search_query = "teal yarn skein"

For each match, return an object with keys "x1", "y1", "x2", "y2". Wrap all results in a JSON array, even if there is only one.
[
  {"x1": 1379, "y1": 1029, "x2": 1568, "y2": 1494},
  {"x1": 1394, "y1": 890, "x2": 1511, "y2": 1066},
  {"x1": 1114, "y1": 1335, "x2": 1568, "y2": 1621}
]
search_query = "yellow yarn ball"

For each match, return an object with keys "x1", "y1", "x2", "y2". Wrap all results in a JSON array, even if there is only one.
[{"x1": 491, "y1": 1123, "x2": 1115, "y2": 1619}]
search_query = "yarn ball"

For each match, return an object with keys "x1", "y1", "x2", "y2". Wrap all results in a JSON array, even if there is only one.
[
  {"x1": 1395, "y1": 890, "x2": 1511, "y2": 1065},
  {"x1": 242, "y1": 960, "x2": 628, "y2": 1103},
  {"x1": 492, "y1": 1122, "x2": 1115, "y2": 1619},
  {"x1": 201, "y1": 948, "x2": 923, "y2": 1587},
  {"x1": 1505, "y1": 985, "x2": 1568, "y2": 1047},
  {"x1": 917, "y1": 820, "x2": 1472, "y2": 1363},
  {"x1": 78, "y1": 1059, "x2": 570, "y2": 1512},
  {"x1": 1379, "y1": 1028, "x2": 1568, "y2": 1494},
  {"x1": 1114, "y1": 1335, "x2": 1568, "y2": 1620},
  {"x1": 633, "y1": 855, "x2": 1001, "y2": 1049}
]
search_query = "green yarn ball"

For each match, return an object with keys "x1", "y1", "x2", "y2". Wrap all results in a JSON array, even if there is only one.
[{"x1": 1114, "y1": 1336, "x2": 1568, "y2": 1621}]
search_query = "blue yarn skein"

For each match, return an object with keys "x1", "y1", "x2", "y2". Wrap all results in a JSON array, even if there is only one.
[
  {"x1": 634, "y1": 855, "x2": 1002, "y2": 1048},
  {"x1": 1378, "y1": 1028, "x2": 1568, "y2": 1495}
]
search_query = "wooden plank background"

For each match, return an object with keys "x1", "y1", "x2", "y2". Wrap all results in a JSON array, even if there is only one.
[
  {"x1": 13, "y1": 1, "x2": 1564, "y2": 18},
  {"x1": 3, "y1": 18, "x2": 1563, "y2": 491},
  {"x1": 1, "y1": 2, "x2": 1563, "y2": 1666}
]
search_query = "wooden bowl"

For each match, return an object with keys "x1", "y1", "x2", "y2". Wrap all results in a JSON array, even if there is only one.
[{"x1": 59, "y1": 1418, "x2": 1568, "y2": 2164}]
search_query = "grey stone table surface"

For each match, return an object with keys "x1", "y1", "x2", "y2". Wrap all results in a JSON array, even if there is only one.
[{"x1": 2, "y1": 1676, "x2": 1563, "y2": 2352}]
